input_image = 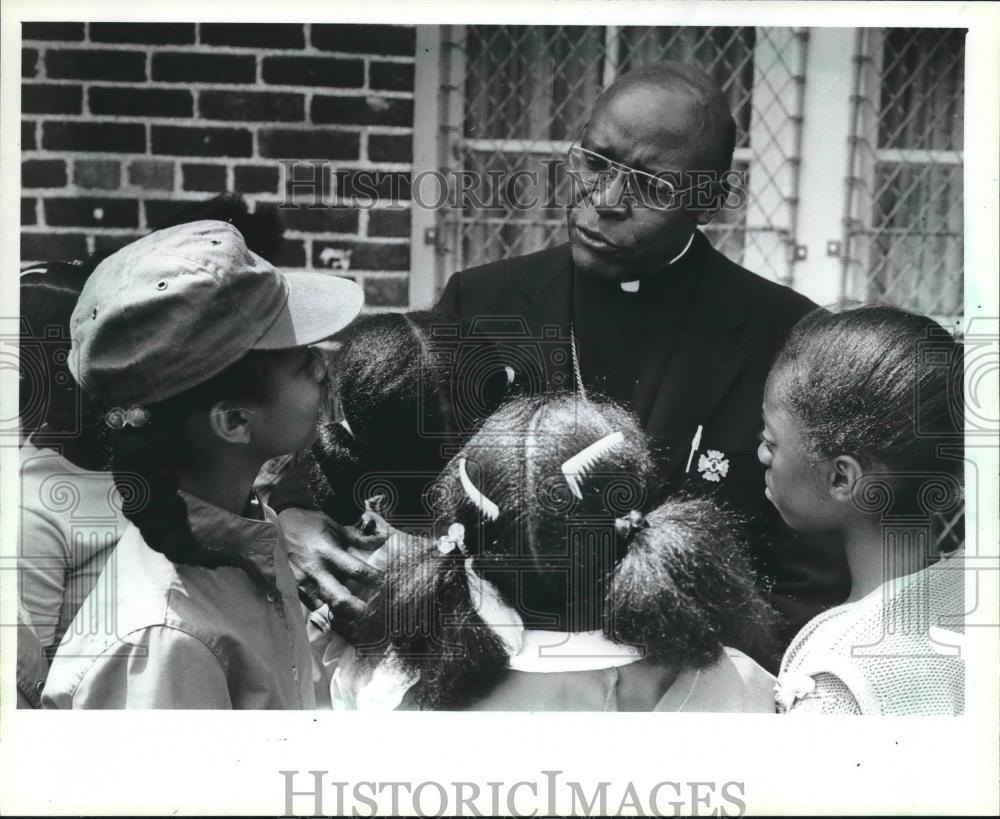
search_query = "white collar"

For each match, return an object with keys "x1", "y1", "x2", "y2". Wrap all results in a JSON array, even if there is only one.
[
  {"x1": 618, "y1": 231, "x2": 696, "y2": 293},
  {"x1": 508, "y1": 629, "x2": 643, "y2": 673}
]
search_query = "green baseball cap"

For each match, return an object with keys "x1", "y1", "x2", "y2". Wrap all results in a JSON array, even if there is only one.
[{"x1": 70, "y1": 220, "x2": 364, "y2": 407}]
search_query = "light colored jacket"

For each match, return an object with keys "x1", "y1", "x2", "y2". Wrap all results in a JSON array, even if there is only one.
[
  {"x1": 18, "y1": 442, "x2": 124, "y2": 650},
  {"x1": 42, "y1": 491, "x2": 315, "y2": 710}
]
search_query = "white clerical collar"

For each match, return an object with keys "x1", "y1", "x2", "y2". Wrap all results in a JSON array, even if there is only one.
[
  {"x1": 507, "y1": 629, "x2": 643, "y2": 673},
  {"x1": 619, "y1": 231, "x2": 696, "y2": 293}
]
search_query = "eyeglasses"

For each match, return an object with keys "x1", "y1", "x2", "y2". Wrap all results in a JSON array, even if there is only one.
[{"x1": 566, "y1": 142, "x2": 684, "y2": 211}]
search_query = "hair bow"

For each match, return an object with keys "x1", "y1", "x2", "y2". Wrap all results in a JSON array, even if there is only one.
[
  {"x1": 104, "y1": 406, "x2": 150, "y2": 430},
  {"x1": 437, "y1": 522, "x2": 466, "y2": 555},
  {"x1": 614, "y1": 509, "x2": 648, "y2": 543}
]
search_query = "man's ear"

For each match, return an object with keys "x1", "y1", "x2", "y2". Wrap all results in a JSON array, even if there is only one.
[
  {"x1": 694, "y1": 205, "x2": 718, "y2": 226},
  {"x1": 207, "y1": 401, "x2": 252, "y2": 445},
  {"x1": 829, "y1": 454, "x2": 865, "y2": 502},
  {"x1": 691, "y1": 179, "x2": 723, "y2": 226}
]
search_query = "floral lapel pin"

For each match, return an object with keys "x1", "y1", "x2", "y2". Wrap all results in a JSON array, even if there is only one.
[
  {"x1": 697, "y1": 449, "x2": 730, "y2": 483},
  {"x1": 685, "y1": 426, "x2": 730, "y2": 483}
]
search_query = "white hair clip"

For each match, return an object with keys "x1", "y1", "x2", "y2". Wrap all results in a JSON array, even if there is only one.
[
  {"x1": 438, "y1": 522, "x2": 467, "y2": 555},
  {"x1": 104, "y1": 406, "x2": 150, "y2": 430},
  {"x1": 458, "y1": 457, "x2": 500, "y2": 521},
  {"x1": 560, "y1": 431, "x2": 625, "y2": 500}
]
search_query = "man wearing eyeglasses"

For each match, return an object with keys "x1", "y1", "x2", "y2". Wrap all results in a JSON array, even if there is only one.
[{"x1": 432, "y1": 62, "x2": 851, "y2": 667}]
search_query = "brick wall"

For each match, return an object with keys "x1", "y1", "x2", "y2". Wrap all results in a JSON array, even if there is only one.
[{"x1": 20, "y1": 22, "x2": 416, "y2": 309}]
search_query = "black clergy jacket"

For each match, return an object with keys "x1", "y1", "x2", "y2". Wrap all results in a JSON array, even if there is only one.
[{"x1": 431, "y1": 230, "x2": 851, "y2": 666}]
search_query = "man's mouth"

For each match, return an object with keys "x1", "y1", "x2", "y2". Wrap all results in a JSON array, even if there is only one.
[{"x1": 573, "y1": 223, "x2": 621, "y2": 252}]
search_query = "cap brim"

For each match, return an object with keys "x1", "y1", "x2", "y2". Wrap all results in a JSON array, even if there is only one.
[{"x1": 253, "y1": 272, "x2": 365, "y2": 350}]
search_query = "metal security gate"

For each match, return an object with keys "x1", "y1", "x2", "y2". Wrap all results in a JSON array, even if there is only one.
[
  {"x1": 410, "y1": 25, "x2": 965, "y2": 331},
  {"x1": 843, "y1": 27, "x2": 965, "y2": 329},
  {"x1": 407, "y1": 24, "x2": 966, "y2": 552},
  {"x1": 417, "y1": 25, "x2": 808, "y2": 294}
]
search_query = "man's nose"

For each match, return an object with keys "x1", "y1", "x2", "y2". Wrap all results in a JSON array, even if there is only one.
[
  {"x1": 757, "y1": 440, "x2": 771, "y2": 467},
  {"x1": 589, "y1": 170, "x2": 631, "y2": 220}
]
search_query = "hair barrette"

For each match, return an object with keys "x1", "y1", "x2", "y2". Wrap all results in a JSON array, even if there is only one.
[
  {"x1": 458, "y1": 457, "x2": 500, "y2": 521},
  {"x1": 438, "y1": 522, "x2": 467, "y2": 555},
  {"x1": 614, "y1": 509, "x2": 649, "y2": 543},
  {"x1": 560, "y1": 431, "x2": 625, "y2": 499},
  {"x1": 104, "y1": 406, "x2": 150, "y2": 430}
]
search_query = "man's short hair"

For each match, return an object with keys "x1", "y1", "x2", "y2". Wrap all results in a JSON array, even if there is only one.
[{"x1": 607, "y1": 62, "x2": 737, "y2": 175}]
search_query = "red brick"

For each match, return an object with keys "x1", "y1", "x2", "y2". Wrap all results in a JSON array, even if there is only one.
[
  {"x1": 21, "y1": 198, "x2": 37, "y2": 225},
  {"x1": 22, "y1": 83, "x2": 83, "y2": 115},
  {"x1": 22, "y1": 121, "x2": 36, "y2": 150},
  {"x1": 353, "y1": 242, "x2": 410, "y2": 271},
  {"x1": 22, "y1": 48, "x2": 37, "y2": 79},
  {"x1": 370, "y1": 61, "x2": 414, "y2": 92},
  {"x1": 334, "y1": 169, "x2": 411, "y2": 202},
  {"x1": 234, "y1": 165, "x2": 279, "y2": 194},
  {"x1": 368, "y1": 208, "x2": 410, "y2": 237},
  {"x1": 90, "y1": 23, "x2": 195, "y2": 45},
  {"x1": 144, "y1": 199, "x2": 193, "y2": 229},
  {"x1": 182, "y1": 164, "x2": 228, "y2": 192},
  {"x1": 201, "y1": 23, "x2": 305, "y2": 49},
  {"x1": 22, "y1": 23, "x2": 85, "y2": 41},
  {"x1": 151, "y1": 125, "x2": 252, "y2": 157},
  {"x1": 262, "y1": 56, "x2": 363, "y2": 88},
  {"x1": 46, "y1": 49, "x2": 146, "y2": 82},
  {"x1": 271, "y1": 239, "x2": 308, "y2": 268},
  {"x1": 312, "y1": 24, "x2": 415, "y2": 57},
  {"x1": 128, "y1": 160, "x2": 175, "y2": 191},
  {"x1": 199, "y1": 90, "x2": 304, "y2": 122},
  {"x1": 43, "y1": 121, "x2": 145, "y2": 153},
  {"x1": 368, "y1": 133, "x2": 412, "y2": 163},
  {"x1": 22, "y1": 159, "x2": 67, "y2": 188},
  {"x1": 90, "y1": 87, "x2": 193, "y2": 118},
  {"x1": 362, "y1": 275, "x2": 408, "y2": 307},
  {"x1": 74, "y1": 159, "x2": 122, "y2": 190},
  {"x1": 93, "y1": 233, "x2": 145, "y2": 258},
  {"x1": 259, "y1": 128, "x2": 359, "y2": 160},
  {"x1": 280, "y1": 207, "x2": 359, "y2": 234},
  {"x1": 21, "y1": 232, "x2": 89, "y2": 261},
  {"x1": 152, "y1": 53, "x2": 256, "y2": 84},
  {"x1": 44, "y1": 197, "x2": 139, "y2": 229},
  {"x1": 312, "y1": 95, "x2": 413, "y2": 127},
  {"x1": 313, "y1": 240, "x2": 409, "y2": 271}
]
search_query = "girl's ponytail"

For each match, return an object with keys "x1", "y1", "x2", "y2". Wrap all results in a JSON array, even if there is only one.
[
  {"x1": 353, "y1": 535, "x2": 509, "y2": 710},
  {"x1": 606, "y1": 498, "x2": 778, "y2": 668}
]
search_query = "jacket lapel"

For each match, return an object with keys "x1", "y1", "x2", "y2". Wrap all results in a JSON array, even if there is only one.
[
  {"x1": 516, "y1": 245, "x2": 575, "y2": 391},
  {"x1": 645, "y1": 249, "x2": 750, "y2": 483}
]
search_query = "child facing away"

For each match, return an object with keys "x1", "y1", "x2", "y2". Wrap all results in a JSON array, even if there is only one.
[
  {"x1": 759, "y1": 306, "x2": 965, "y2": 715},
  {"x1": 332, "y1": 394, "x2": 780, "y2": 712},
  {"x1": 18, "y1": 262, "x2": 126, "y2": 661},
  {"x1": 267, "y1": 309, "x2": 517, "y2": 629},
  {"x1": 42, "y1": 220, "x2": 363, "y2": 709}
]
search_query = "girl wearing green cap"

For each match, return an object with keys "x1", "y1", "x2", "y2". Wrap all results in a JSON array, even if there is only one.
[{"x1": 43, "y1": 221, "x2": 363, "y2": 709}]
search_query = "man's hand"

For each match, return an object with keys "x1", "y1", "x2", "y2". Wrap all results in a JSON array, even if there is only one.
[{"x1": 278, "y1": 507, "x2": 388, "y2": 628}]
